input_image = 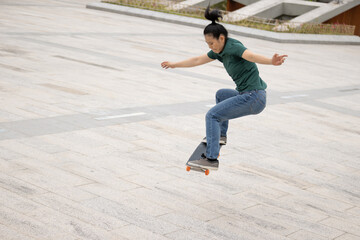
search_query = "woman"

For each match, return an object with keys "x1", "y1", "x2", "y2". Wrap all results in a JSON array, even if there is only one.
[{"x1": 161, "y1": 7, "x2": 287, "y2": 170}]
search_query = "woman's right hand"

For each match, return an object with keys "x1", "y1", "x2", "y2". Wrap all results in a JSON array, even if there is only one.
[{"x1": 161, "y1": 61, "x2": 175, "y2": 69}]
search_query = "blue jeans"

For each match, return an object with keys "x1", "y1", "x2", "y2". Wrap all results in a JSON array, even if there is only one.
[{"x1": 205, "y1": 89, "x2": 266, "y2": 159}]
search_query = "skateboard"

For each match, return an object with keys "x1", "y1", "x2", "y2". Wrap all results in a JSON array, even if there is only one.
[{"x1": 186, "y1": 141, "x2": 222, "y2": 176}]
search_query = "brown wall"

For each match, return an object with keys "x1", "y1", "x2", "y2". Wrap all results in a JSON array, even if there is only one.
[
  {"x1": 226, "y1": 0, "x2": 245, "y2": 12},
  {"x1": 324, "y1": 5, "x2": 360, "y2": 36}
]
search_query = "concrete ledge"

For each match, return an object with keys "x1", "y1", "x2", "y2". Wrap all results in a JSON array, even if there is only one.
[{"x1": 86, "y1": 2, "x2": 360, "y2": 45}]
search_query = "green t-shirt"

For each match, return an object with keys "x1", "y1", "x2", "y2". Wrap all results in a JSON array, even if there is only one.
[{"x1": 207, "y1": 38, "x2": 267, "y2": 92}]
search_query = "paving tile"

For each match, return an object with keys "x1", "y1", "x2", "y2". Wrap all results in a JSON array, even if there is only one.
[
  {"x1": 111, "y1": 224, "x2": 170, "y2": 240},
  {"x1": 207, "y1": 216, "x2": 291, "y2": 240},
  {"x1": 0, "y1": 223, "x2": 38, "y2": 240},
  {"x1": 0, "y1": 159, "x2": 27, "y2": 173},
  {"x1": 244, "y1": 205, "x2": 344, "y2": 239},
  {"x1": 0, "y1": 140, "x2": 60, "y2": 162},
  {"x1": 201, "y1": 200, "x2": 297, "y2": 236},
  {"x1": 287, "y1": 229, "x2": 328, "y2": 240},
  {"x1": 306, "y1": 184, "x2": 360, "y2": 206},
  {"x1": 10, "y1": 163, "x2": 92, "y2": 189},
  {"x1": 346, "y1": 207, "x2": 360, "y2": 216},
  {"x1": 18, "y1": 137, "x2": 67, "y2": 154},
  {"x1": 82, "y1": 197, "x2": 180, "y2": 235},
  {"x1": 0, "y1": 187, "x2": 41, "y2": 215},
  {"x1": 159, "y1": 212, "x2": 245, "y2": 240},
  {"x1": 0, "y1": 205, "x2": 65, "y2": 240},
  {"x1": 334, "y1": 233, "x2": 360, "y2": 240},
  {"x1": 57, "y1": 161, "x2": 140, "y2": 191},
  {"x1": 320, "y1": 217, "x2": 360, "y2": 237},
  {"x1": 0, "y1": 172, "x2": 48, "y2": 196},
  {"x1": 0, "y1": 146, "x2": 24, "y2": 160},
  {"x1": 29, "y1": 192, "x2": 128, "y2": 231},
  {"x1": 164, "y1": 229, "x2": 213, "y2": 240},
  {"x1": 26, "y1": 206, "x2": 117, "y2": 240},
  {"x1": 127, "y1": 187, "x2": 227, "y2": 221},
  {"x1": 239, "y1": 191, "x2": 329, "y2": 222},
  {"x1": 79, "y1": 183, "x2": 173, "y2": 217}
]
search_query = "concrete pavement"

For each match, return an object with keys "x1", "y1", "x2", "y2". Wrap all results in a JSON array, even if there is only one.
[{"x1": 0, "y1": 0, "x2": 360, "y2": 239}]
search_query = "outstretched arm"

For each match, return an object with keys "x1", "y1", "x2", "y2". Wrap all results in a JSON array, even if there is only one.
[
  {"x1": 161, "y1": 54, "x2": 214, "y2": 69},
  {"x1": 242, "y1": 49, "x2": 288, "y2": 66}
]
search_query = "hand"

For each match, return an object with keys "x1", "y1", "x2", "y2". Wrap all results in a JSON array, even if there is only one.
[
  {"x1": 161, "y1": 61, "x2": 175, "y2": 69},
  {"x1": 272, "y1": 54, "x2": 288, "y2": 66}
]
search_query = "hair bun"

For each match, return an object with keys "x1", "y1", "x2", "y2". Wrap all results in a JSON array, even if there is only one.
[{"x1": 204, "y1": 6, "x2": 223, "y2": 24}]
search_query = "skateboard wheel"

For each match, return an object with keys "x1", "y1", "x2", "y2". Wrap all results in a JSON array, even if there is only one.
[
  {"x1": 205, "y1": 169, "x2": 210, "y2": 175},
  {"x1": 186, "y1": 166, "x2": 191, "y2": 171}
]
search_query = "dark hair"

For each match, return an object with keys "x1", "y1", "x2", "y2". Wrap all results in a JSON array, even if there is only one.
[{"x1": 203, "y1": 6, "x2": 228, "y2": 40}]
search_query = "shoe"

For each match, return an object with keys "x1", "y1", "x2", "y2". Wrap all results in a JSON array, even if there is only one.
[
  {"x1": 187, "y1": 154, "x2": 219, "y2": 170},
  {"x1": 202, "y1": 136, "x2": 227, "y2": 145}
]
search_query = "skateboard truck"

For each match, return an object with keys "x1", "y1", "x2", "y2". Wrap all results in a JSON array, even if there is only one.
[{"x1": 186, "y1": 165, "x2": 210, "y2": 175}]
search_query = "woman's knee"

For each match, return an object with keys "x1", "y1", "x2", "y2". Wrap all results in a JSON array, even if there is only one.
[
  {"x1": 206, "y1": 109, "x2": 220, "y2": 122},
  {"x1": 206, "y1": 110, "x2": 214, "y2": 120}
]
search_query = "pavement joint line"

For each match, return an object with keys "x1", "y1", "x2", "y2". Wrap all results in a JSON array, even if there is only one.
[
  {"x1": 53, "y1": 55, "x2": 124, "y2": 72},
  {"x1": 94, "y1": 112, "x2": 147, "y2": 120},
  {"x1": 338, "y1": 88, "x2": 359, "y2": 92},
  {"x1": 281, "y1": 94, "x2": 308, "y2": 99}
]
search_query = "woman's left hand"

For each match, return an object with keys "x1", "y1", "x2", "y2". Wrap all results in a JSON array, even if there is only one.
[{"x1": 272, "y1": 54, "x2": 288, "y2": 66}]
